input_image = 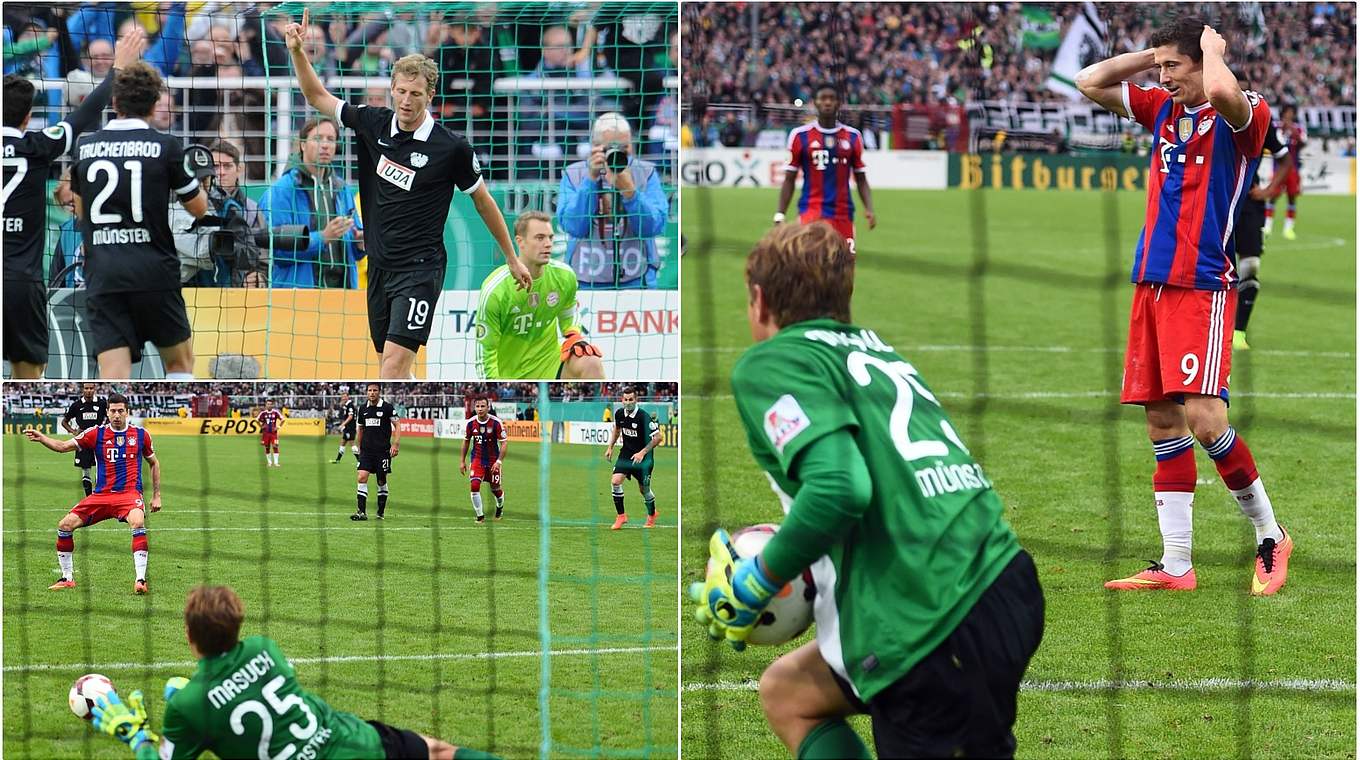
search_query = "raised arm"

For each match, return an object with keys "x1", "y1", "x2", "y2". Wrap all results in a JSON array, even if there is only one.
[
  {"x1": 1199, "y1": 26, "x2": 1250, "y2": 129},
  {"x1": 24, "y1": 429, "x2": 78, "y2": 453},
  {"x1": 284, "y1": 8, "x2": 342, "y2": 116},
  {"x1": 1075, "y1": 49, "x2": 1157, "y2": 116}
]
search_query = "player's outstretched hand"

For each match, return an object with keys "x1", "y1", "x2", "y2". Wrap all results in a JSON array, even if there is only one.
[
  {"x1": 284, "y1": 8, "x2": 309, "y2": 54},
  {"x1": 1200, "y1": 25, "x2": 1227, "y2": 59},
  {"x1": 508, "y1": 256, "x2": 533, "y2": 290},
  {"x1": 22, "y1": 429, "x2": 42, "y2": 442},
  {"x1": 112, "y1": 26, "x2": 148, "y2": 70},
  {"x1": 560, "y1": 330, "x2": 604, "y2": 363},
  {"x1": 693, "y1": 529, "x2": 781, "y2": 651},
  {"x1": 92, "y1": 690, "x2": 160, "y2": 753}
]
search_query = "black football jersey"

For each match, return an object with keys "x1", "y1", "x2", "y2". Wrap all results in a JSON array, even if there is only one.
[
  {"x1": 64, "y1": 397, "x2": 109, "y2": 432},
  {"x1": 3, "y1": 123, "x2": 74, "y2": 282},
  {"x1": 1250, "y1": 120, "x2": 1290, "y2": 188},
  {"x1": 615, "y1": 407, "x2": 658, "y2": 458},
  {"x1": 336, "y1": 101, "x2": 482, "y2": 273},
  {"x1": 341, "y1": 400, "x2": 358, "y2": 426},
  {"x1": 357, "y1": 400, "x2": 397, "y2": 454},
  {"x1": 70, "y1": 118, "x2": 199, "y2": 293}
]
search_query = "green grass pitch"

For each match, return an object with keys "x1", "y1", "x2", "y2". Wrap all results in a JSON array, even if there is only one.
[
  {"x1": 3, "y1": 434, "x2": 678, "y2": 759},
  {"x1": 681, "y1": 187, "x2": 1355, "y2": 758}
]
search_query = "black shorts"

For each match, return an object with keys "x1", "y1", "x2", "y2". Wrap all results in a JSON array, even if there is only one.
[
  {"x1": 831, "y1": 550, "x2": 1045, "y2": 759},
  {"x1": 1236, "y1": 198, "x2": 1265, "y2": 260},
  {"x1": 86, "y1": 289, "x2": 192, "y2": 363},
  {"x1": 366, "y1": 719, "x2": 428, "y2": 759},
  {"x1": 3, "y1": 279, "x2": 49, "y2": 365},
  {"x1": 342, "y1": 424, "x2": 357, "y2": 441},
  {"x1": 74, "y1": 446, "x2": 96, "y2": 469},
  {"x1": 357, "y1": 452, "x2": 393, "y2": 475},
  {"x1": 367, "y1": 267, "x2": 442, "y2": 353}
]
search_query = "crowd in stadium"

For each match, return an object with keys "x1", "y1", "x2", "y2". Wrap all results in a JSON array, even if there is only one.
[{"x1": 683, "y1": 2, "x2": 1355, "y2": 145}]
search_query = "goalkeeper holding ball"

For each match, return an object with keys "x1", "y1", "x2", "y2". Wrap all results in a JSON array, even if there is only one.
[
  {"x1": 692, "y1": 223, "x2": 1045, "y2": 758},
  {"x1": 476, "y1": 211, "x2": 605, "y2": 379},
  {"x1": 89, "y1": 585, "x2": 497, "y2": 759}
]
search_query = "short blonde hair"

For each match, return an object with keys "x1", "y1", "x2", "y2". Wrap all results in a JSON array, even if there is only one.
[
  {"x1": 746, "y1": 222, "x2": 854, "y2": 327},
  {"x1": 514, "y1": 210, "x2": 553, "y2": 239},
  {"x1": 391, "y1": 54, "x2": 438, "y2": 94}
]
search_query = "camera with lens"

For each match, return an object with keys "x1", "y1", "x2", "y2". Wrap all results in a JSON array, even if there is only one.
[{"x1": 603, "y1": 140, "x2": 629, "y2": 172}]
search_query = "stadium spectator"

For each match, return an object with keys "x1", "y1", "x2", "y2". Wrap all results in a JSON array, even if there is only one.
[
  {"x1": 426, "y1": 18, "x2": 495, "y2": 140},
  {"x1": 50, "y1": 170, "x2": 85, "y2": 288},
  {"x1": 83, "y1": 36, "x2": 115, "y2": 77},
  {"x1": 113, "y1": 5, "x2": 186, "y2": 77},
  {"x1": 517, "y1": 25, "x2": 598, "y2": 176},
  {"x1": 177, "y1": 140, "x2": 267, "y2": 288},
  {"x1": 150, "y1": 89, "x2": 174, "y2": 131},
  {"x1": 258, "y1": 117, "x2": 363, "y2": 289},
  {"x1": 577, "y1": 5, "x2": 672, "y2": 133},
  {"x1": 557, "y1": 112, "x2": 668, "y2": 289}
]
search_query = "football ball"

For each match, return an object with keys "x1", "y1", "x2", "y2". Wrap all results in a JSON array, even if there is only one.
[
  {"x1": 708, "y1": 523, "x2": 816, "y2": 646},
  {"x1": 69, "y1": 673, "x2": 115, "y2": 720}
]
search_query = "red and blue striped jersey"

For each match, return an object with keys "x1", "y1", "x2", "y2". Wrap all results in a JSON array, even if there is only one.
[
  {"x1": 785, "y1": 122, "x2": 866, "y2": 221},
  {"x1": 1123, "y1": 82, "x2": 1271, "y2": 290},
  {"x1": 75, "y1": 424, "x2": 154, "y2": 495},
  {"x1": 256, "y1": 409, "x2": 282, "y2": 434},
  {"x1": 465, "y1": 415, "x2": 506, "y2": 467}
]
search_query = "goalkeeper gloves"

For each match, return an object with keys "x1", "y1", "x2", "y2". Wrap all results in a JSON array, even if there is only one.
[
  {"x1": 690, "y1": 528, "x2": 782, "y2": 651},
  {"x1": 92, "y1": 690, "x2": 159, "y2": 753},
  {"x1": 164, "y1": 676, "x2": 189, "y2": 703},
  {"x1": 560, "y1": 330, "x2": 604, "y2": 363}
]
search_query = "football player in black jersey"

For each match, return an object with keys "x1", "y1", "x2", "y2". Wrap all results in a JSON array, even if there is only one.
[
  {"x1": 62, "y1": 383, "x2": 109, "y2": 496},
  {"x1": 71, "y1": 62, "x2": 209, "y2": 378},
  {"x1": 2, "y1": 28, "x2": 146, "y2": 378},
  {"x1": 332, "y1": 388, "x2": 359, "y2": 463},
  {"x1": 285, "y1": 9, "x2": 532, "y2": 379},
  {"x1": 352, "y1": 383, "x2": 400, "y2": 521}
]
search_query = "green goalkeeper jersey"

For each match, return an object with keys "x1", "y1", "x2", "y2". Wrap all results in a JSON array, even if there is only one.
[
  {"x1": 156, "y1": 636, "x2": 383, "y2": 760},
  {"x1": 477, "y1": 260, "x2": 581, "y2": 379},
  {"x1": 731, "y1": 318, "x2": 1021, "y2": 702}
]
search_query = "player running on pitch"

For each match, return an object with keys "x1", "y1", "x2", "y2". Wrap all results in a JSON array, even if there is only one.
[
  {"x1": 774, "y1": 82, "x2": 876, "y2": 256},
  {"x1": 256, "y1": 398, "x2": 283, "y2": 468},
  {"x1": 332, "y1": 388, "x2": 358, "y2": 463},
  {"x1": 691, "y1": 223, "x2": 1043, "y2": 758},
  {"x1": 1077, "y1": 18, "x2": 1291, "y2": 595},
  {"x1": 63, "y1": 383, "x2": 109, "y2": 495},
  {"x1": 353, "y1": 383, "x2": 399, "y2": 521},
  {"x1": 285, "y1": 8, "x2": 531, "y2": 379},
  {"x1": 26, "y1": 392, "x2": 161, "y2": 594},
  {"x1": 460, "y1": 397, "x2": 508, "y2": 523},
  {"x1": 603, "y1": 386, "x2": 663, "y2": 530},
  {"x1": 477, "y1": 210, "x2": 604, "y2": 379},
  {"x1": 87, "y1": 584, "x2": 498, "y2": 759}
]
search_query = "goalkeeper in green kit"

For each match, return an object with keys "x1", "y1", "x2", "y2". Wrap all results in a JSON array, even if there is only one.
[
  {"x1": 691, "y1": 223, "x2": 1045, "y2": 759},
  {"x1": 476, "y1": 211, "x2": 605, "y2": 379},
  {"x1": 90, "y1": 585, "x2": 497, "y2": 759}
]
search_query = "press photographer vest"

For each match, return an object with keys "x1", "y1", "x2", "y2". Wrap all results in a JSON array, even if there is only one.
[{"x1": 564, "y1": 158, "x2": 657, "y2": 286}]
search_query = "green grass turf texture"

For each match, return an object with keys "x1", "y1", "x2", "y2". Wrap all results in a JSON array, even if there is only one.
[
  {"x1": 681, "y1": 187, "x2": 1355, "y2": 759},
  {"x1": 3, "y1": 435, "x2": 678, "y2": 759}
]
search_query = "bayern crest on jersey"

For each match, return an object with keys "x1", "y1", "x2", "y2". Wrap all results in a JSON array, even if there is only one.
[
  {"x1": 411, "y1": 152, "x2": 429, "y2": 168},
  {"x1": 547, "y1": 291, "x2": 559, "y2": 307}
]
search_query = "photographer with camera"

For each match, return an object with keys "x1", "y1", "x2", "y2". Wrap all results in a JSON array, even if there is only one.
[
  {"x1": 556, "y1": 112, "x2": 668, "y2": 289},
  {"x1": 174, "y1": 141, "x2": 267, "y2": 287}
]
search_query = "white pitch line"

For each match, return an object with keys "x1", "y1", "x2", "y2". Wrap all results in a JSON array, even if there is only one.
[
  {"x1": 684, "y1": 344, "x2": 1354, "y2": 359},
  {"x1": 4, "y1": 645, "x2": 679, "y2": 674},
  {"x1": 683, "y1": 678, "x2": 1354, "y2": 693},
  {"x1": 687, "y1": 391, "x2": 1355, "y2": 401},
  {"x1": 1, "y1": 524, "x2": 611, "y2": 535}
]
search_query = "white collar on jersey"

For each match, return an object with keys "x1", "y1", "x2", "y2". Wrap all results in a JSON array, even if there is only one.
[
  {"x1": 105, "y1": 118, "x2": 151, "y2": 131},
  {"x1": 813, "y1": 122, "x2": 849, "y2": 134},
  {"x1": 1183, "y1": 101, "x2": 1212, "y2": 114},
  {"x1": 389, "y1": 110, "x2": 435, "y2": 141},
  {"x1": 2, "y1": 126, "x2": 23, "y2": 138}
]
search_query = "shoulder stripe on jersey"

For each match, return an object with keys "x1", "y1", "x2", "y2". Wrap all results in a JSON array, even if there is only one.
[
  {"x1": 461, "y1": 176, "x2": 485, "y2": 195},
  {"x1": 175, "y1": 178, "x2": 200, "y2": 196},
  {"x1": 1120, "y1": 82, "x2": 1133, "y2": 121},
  {"x1": 479, "y1": 269, "x2": 513, "y2": 311},
  {"x1": 1230, "y1": 92, "x2": 1255, "y2": 133},
  {"x1": 56, "y1": 121, "x2": 73, "y2": 154}
]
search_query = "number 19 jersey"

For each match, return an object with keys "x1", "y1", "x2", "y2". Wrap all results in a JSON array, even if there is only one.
[
  {"x1": 730, "y1": 318, "x2": 1020, "y2": 702},
  {"x1": 160, "y1": 636, "x2": 382, "y2": 760}
]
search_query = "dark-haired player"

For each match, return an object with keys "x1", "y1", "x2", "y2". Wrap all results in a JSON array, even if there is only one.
[
  {"x1": 332, "y1": 388, "x2": 358, "y2": 463},
  {"x1": 1077, "y1": 19, "x2": 1291, "y2": 594},
  {"x1": 71, "y1": 61, "x2": 209, "y2": 378},
  {"x1": 353, "y1": 383, "x2": 399, "y2": 521},
  {"x1": 460, "y1": 397, "x2": 507, "y2": 523},
  {"x1": 25, "y1": 392, "x2": 160, "y2": 594},
  {"x1": 62, "y1": 382, "x2": 109, "y2": 495},
  {"x1": 1263, "y1": 104, "x2": 1306, "y2": 240},
  {"x1": 774, "y1": 82, "x2": 875, "y2": 256},
  {"x1": 256, "y1": 398, "x2": 283, "y2": 468},
  {"x1": 604, "y1": 386, "x2": 662, "y2": 529},
  {"x1": 3, "y1": 28, "x2": 146, "y2": 378}
]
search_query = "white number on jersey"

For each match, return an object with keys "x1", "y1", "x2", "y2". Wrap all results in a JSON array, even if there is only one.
[
  {"x1": 228, "y1": 675, "x2": 318, "y2": 760},
  {"x1": 1, "y1": 157, "x2": 29, "y2": 208},
  {"x1": 845, "y1": 351, "x2": 964, "y2": 462},
  {"x1": 86, "y1": 159, "x2": 145, "y2": 224}
]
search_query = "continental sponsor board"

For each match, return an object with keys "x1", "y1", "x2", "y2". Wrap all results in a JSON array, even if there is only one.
[
  {"x1": 398, "y1": 419, "x2": 436, "y2": 438},
  {"x1": 142, "y1": 417, "x2": 326, "y2": 436},
  {"x1": 949, "y1": 153, "x2": 1151, "y2": 191},
  {"x1": 566, "y1": 421, "x2": 678, "y2": 448},
  {"x1": 505, "y1": 420, "x2": 541, "y2": 441}
]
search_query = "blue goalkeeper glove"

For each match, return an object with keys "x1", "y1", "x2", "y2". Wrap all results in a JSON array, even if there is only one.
[
  {"x1": 164, "y1": 676, "x2": 189, "y2": 703},
  {"x1": 92, "y1": 690, "x2": 159, "y2": 753},
  {"x1": 690, "y1": 528, "x2": 782, "y2": 651}
]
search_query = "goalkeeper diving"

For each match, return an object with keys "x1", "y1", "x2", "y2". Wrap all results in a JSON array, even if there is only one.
[
  {"x1": 476, "y1": 211, "x2": 605, "y2": 379},
  {"x1": 89, "y1": 585, "x2": 497, "y2": 760},
  {"x1": 690, "y1": 223, "x2": 1045, "y2": 759}
]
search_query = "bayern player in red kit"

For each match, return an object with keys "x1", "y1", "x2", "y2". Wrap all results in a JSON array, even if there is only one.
[
  {"x1": 1078, "y1": 18, "x2": 1291, "y2": 595},
  {"x1": 1262, "y1": 104, "x2": 1306, "y2": 240},
  {"x1": 460, "y1": 398, "x2": 507, "y2": 523},
  {"x1": 256, "y1": 398, "x2": 283, "y2": 467},
  {"x1": 25, "y1": 393, "x2": 160, "y2": 594},
  {"x1": 774, "y1": 83, "x2": 876, "y2": 255}
]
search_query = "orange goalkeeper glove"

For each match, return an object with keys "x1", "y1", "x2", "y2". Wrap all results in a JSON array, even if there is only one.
[{"x1": 560, "y1": 330, "x2": 603, "y2": 363}]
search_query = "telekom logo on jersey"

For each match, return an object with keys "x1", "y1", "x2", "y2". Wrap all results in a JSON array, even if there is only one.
[{"x1": 377, "y1": 155, "x2": 416, "y2": 192}]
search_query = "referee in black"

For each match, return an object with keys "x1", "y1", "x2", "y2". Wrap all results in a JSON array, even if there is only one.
[
  {"x1": 352, "y1": 382, "x2": 400, "y2": 521},
  {"x1": 62, "y1": 382, "x2": 108, "y2": 496},
  {"x1": 285, "y1": 9, "x2": 531, "y2": 378},
  {"x1": 3, "y1": 28, "x2": 146, "y2": 378}
]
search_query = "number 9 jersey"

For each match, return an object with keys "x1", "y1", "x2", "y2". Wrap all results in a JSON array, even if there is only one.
[{"x1": 730, "y1": 318, "x2": 1021, "y2": 703}]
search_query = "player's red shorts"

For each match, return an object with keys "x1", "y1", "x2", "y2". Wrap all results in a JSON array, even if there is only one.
[
  {"x1": 1121, "y1": 283, "x2": 1234, "y2": 405},
  {"x1": 469, "y1": 461, "x2": 502, "y2": 488},
  {"x1": 261, "y1": 432, "x2": 278, "y2": 447},
  {"x1": 1283, "y1": 167, "x2": 1301, "y2": 197},
  {"x1": 69, "y1": 492, "x2": 145, "y2": 526},
  {"x1": 800, "y1": 214, "x2": 856, "y2": 256}
]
